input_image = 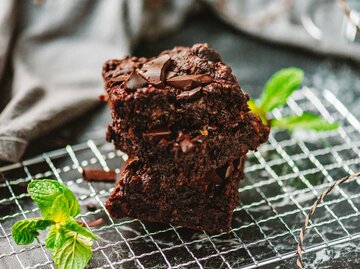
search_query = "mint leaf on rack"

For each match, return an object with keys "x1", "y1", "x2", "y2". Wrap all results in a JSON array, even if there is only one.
[
  {"x1": 258, "y1": 67, "x2": 304, "y2": 112},
  {"x1": 249, "y1": 67, "x2": 339, "y2": 132},
  {"x1": 63, "y1": 219, "x2": 97, "y2": 240},
  {"x1": 12, "y1": 218, "x2": 53, "y2": 245},
  {"x1": 46, "y1": 225, "x2": 66, "y2": 250},
  {"x1": 52, "y1": 231, "x2": 93, "y2": 269},
  {"x1": 272, "y1": 112, "x2": 339, "y2": 131},
  {"x1": 28, "y1": 179, "x2": 80, "y2": 220},
  {"x1": 12, "y1": 179, "x2": 96, "y2": 269}
]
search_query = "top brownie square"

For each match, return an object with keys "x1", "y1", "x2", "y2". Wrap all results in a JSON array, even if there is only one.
[{"x1": 102, "y1": 43, "x2": 250, "y2": 133}]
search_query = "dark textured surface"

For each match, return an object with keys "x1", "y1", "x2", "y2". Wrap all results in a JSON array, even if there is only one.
[{"x1": 17, "y1": 7, "x2": 360, "y2": 268}]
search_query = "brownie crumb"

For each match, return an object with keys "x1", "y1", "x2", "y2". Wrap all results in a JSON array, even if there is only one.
[{"x1": 86, "y1": 202, "x2": 98, "y2": 212}]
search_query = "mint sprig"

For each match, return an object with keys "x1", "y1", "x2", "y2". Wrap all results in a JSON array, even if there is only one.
[
  {"x1": 12, "y1": 179, "x2": 96, "y2": 269},
  {"x1": 249, "y1": 67, "x2": 338, "y2": 132},
  {"x1": 272, "y1": 112, "x2": 339, "y2": 131}
]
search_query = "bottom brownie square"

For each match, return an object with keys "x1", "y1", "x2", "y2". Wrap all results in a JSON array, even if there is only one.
[{"x1": 105, "y1": 157, "x2": 245, "y2": 233}]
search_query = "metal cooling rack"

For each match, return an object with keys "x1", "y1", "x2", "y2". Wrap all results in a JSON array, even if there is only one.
[{"x1": 1, "y1": 87, "x2": 360, "y2": 269}]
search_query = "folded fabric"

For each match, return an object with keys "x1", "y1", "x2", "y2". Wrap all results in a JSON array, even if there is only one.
[{"x1": 0, "y1": 0, "x2": 195, "y2": 162}]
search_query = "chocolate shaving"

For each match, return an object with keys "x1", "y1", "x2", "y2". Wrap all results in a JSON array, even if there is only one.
[
  {"x1": 139, "y1": 54, "x2": 171, "y2": 85},
  {"x1": 166, "y1": 74, "x2": 213, "y2": 90},
  {"x1": 77, "y1": 218, "x2": 104, "y2": 227},
  {"x1": 82, "y1": 168, "x2": 117, "y2": 182},
  {"x1": 177, "y1": 86, "x2": 202, "y2": 99},
  {"x1": 110, "y1": 74, "x2": 129, "y2": 82},
  {"x1": 143, "y1": 128, "x2": 172, "y2": 138},
  {"x1": 125, "y1": 71, "x2": 147, "y2": 90},
  {"x1": 87, "y1": 218, "x2": 104, "y2": 227}
]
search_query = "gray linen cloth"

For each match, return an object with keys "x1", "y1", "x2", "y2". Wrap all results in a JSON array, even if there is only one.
[{"x1": 0, "y1": 0, "x2": 359, "y2": 162}]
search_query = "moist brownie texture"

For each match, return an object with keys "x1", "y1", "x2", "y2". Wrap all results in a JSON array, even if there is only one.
[
  {"x1": 103, "y1": 44, "x2": 269, "y2": 232},
  {"x1": 107, "y1": 112, "x2": 267, "y2": 178},
  {"x1": 103, "y1": 44, "x2": 269, "y2": 174},
  {"x1": 105, "y1": 158, "x2": 245, "y2": 233},
  {"x1": 103, "y1": 43, "x2": 251, "y2": 132}
]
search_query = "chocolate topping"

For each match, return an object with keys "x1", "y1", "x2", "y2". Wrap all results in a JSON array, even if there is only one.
[
  {"x1": 166, "y1": 74, "x2": 213, "y2": 90},
  {"x1": 192, "y1": 43, "x2": 221, "y2": 62},
  {"x1": 139, "y1": 54, "x2": 171, "y2": 85},
  {"x1": 110, "y1": 74, "x2": 129, "y2": 82},
  {"x1": 177, "y1": 86, "x2": 202, "y2": 99},
  {"x1": 126, "y1": 71, "x2": 147, "y2": 90}
]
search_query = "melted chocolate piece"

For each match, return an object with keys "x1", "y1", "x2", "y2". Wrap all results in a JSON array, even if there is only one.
[
  {"x1": 125, "y1": 71, "x2": 147, "y2": 90},
  {"x1": 139, "y1": 54, "x2": 171, "y2": 85},
  {"x1": 177, "y1": 86, "x2": 202, "y2": 99},
  {"x1": 166, "y1": 74, "x2": 213, "y2": 90},
  {"x1": 192, "y1": 43, "x2": 221, "y2": 62}
]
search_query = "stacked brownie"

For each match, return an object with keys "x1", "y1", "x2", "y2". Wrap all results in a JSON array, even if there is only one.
[{"x1": 104, "y1": 44, "x2": 269, "y2": 232}]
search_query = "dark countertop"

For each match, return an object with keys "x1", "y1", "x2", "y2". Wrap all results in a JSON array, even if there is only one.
[{"x1": 22, "y1": 8, "x2": 360, "y2": 268}]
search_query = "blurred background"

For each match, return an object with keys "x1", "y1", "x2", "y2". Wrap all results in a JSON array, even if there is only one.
[{"x1": 0, "y1": 0, "x2": 359, "y2": 161}]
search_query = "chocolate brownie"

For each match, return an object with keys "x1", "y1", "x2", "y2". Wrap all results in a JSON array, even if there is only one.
[
  {"x1": 102, "y1": 43, "x2": 251, "y2": 132},
  {"x1": 107, "y1": 112, "x2": 267, "y2": 178},
  {"x1": 105, "y1": 157, "x2": 245, "y2": 233}
]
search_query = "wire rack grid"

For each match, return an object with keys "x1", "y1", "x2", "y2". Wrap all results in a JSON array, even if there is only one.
[{"x1": 1, "y1": 87, "x2": 360, "y2": 269}]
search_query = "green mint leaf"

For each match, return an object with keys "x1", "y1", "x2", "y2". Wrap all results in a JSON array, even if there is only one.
[
  {"x1": 272, "y1": 112, "x2": 339, "y2": 131},
  {"x1": 63, "y1": 219, "x2": 97, "y2": 240},
  {"x1": 12, "y1": 218, "x2": 53, "y2": 245},
  {"x1": 46, "y1": 225, "x2": 66, "y2": 250},
  {"x1": 47, "y1": 195, "x2": 71, "y2": 223},
  {"x1": 28, "y1": 179, "x2": 80, "y2": 220},
  {"x1": 52, "y1": 231, "x2": 93, "y2": 269},
  {"x1": 259, "y1": 67, "x2": 304, "y2": 112},
  {"x1": 248, "y1": 99, "x2": 267, "y2": 125}
]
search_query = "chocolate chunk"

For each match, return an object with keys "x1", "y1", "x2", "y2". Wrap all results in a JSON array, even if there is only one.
[
  {"x1": 166, "y1": 74, "x2": 213, "y2": 90},
  {"x1": 125, "y1": 71, "x2": 147, "y2": 90},
  {"x1": 86, "y1": 203, "x2": 98, "y2": 212},
  {"x1": 143, "y1": 128, "x2": 171, "y2": 138},
  {"x1": 139, "y1": 54, "x2": 171, "y2": 85},
  {"x1": 177, "y1": 86, "x2": 202, "y2": 99},
  {"x1": 192, "y1": 43, "x2": 221, "y2": 62},
  {"x1": 180, "y1": 138, "x2": 194, "y2": 153},
  {"x1": 82, "y1": 168, "x2": 117, "y2": 182}
]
